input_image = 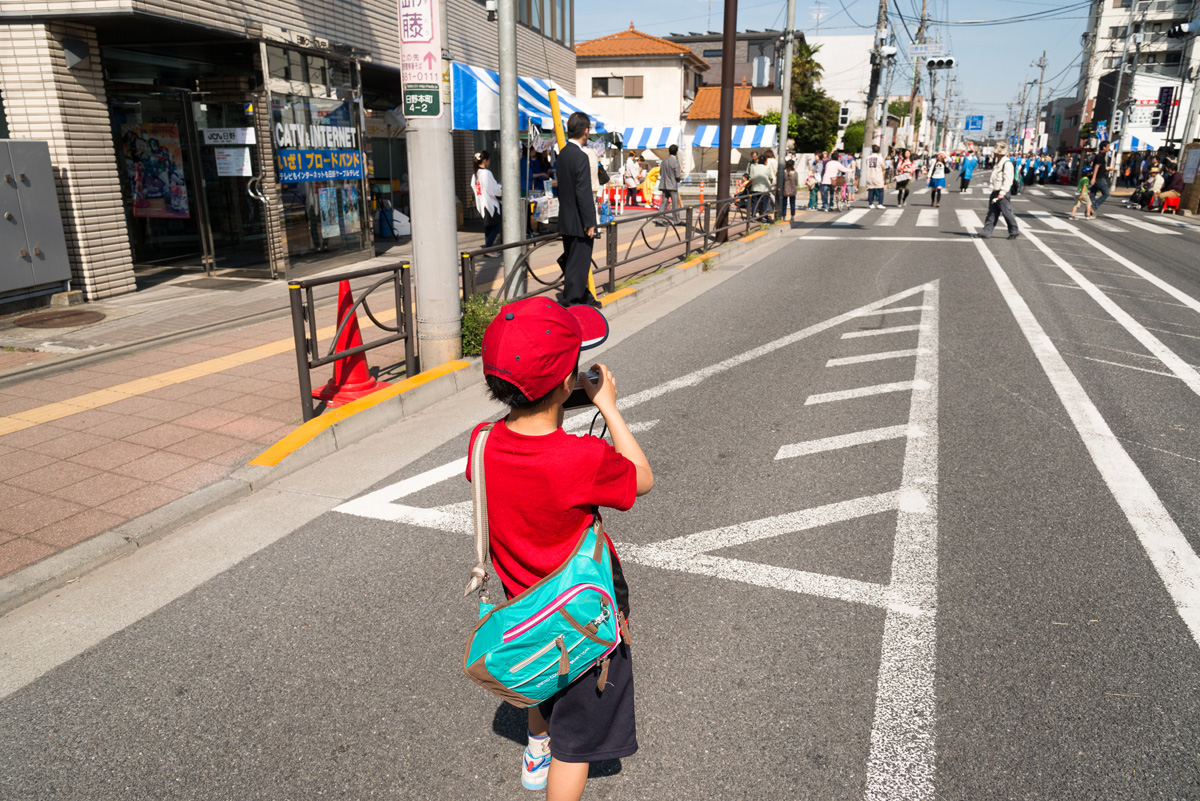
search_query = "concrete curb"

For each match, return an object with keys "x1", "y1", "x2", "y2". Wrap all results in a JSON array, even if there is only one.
[{"x1": 0, "y1": 221, "x2": 796, "y2": 617}]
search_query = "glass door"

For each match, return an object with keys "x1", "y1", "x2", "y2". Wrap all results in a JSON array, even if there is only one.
[{"x1": 193, "y1": 99, "x2": 269, "y2": 271}]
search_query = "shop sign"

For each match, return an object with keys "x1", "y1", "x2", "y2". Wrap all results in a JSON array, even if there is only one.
[
  {"x1": 203, "y1": 127, "x2": 256, "y2": 145},
  {"x1": 274, "y1": 123, "x2": 359, "y2": 149},
  {"x1": 215, "y1": 147, "x2": 254, "y2": 177},
  {"x1": 399, "y1": 0, "x2": 444, "y2": 118},
  {"x1": 276, "y1": 149, "x2": 365, "y2": 183}
]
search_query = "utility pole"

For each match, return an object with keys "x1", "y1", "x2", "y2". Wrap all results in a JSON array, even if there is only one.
[
  {"x1": 905, "y1": 0, "x2": 929, "y2": 147},
  {"x1": 498, "y1": 0, "x2": 521, "y2": 294},
  {"x1": 927, "y1": 67, "x2": 937, "y2": 151},
  {"x1": 859, "y1": 0, "x2": 890, "y2": 173},
  {"x1": 940, "y1": 75, "x2": 952, "y2": 151},
  {"x1": 404, "y1": 0, "x2": 462, "y2": 365},
  {"x1": 1032, "y1": 51, "x2": 1046, "y2": 151},
  {"x1": 714, "y1": 0, "x2": 739, "y2": 242},
  {"x1": 1177, "y1": 2, "x2": 1200, "y2": 144},
  {"x1": 775, "y1": 0, "x2": 796, "y2": 215},
  {"x1": 1112, "y1": 3, "x2": 1147, "y2": 182}
]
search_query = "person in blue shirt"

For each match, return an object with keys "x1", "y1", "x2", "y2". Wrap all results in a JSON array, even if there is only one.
[{"x1": 959, "y1": 151, "x2": 978, "y2": 192}]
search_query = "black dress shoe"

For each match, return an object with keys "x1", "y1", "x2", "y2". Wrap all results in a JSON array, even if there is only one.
[
  {"x1": 585, "y1": 297, "x2": 603, "y2": 308},
  {"x1": 973, "y1": 233, "x2": 990, "y2": 239},
  {"x1": 1007, "y1": 233, "x2": 1020, "y2": 240}
]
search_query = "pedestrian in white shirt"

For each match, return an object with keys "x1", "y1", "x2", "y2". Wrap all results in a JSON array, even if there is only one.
[{"x1": 471, "y1": 150, "x2": 502, "y2": 248}]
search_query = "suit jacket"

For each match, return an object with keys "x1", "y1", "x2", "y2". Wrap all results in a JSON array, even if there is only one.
[
  {"x1": 556, "y1": 141, "x2": 596, "y2": 237},
  {"x1": 660, "y1": 155, "x2": 681, "y2": 190}
]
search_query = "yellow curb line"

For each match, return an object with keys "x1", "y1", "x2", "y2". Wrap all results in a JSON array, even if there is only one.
[
  {"x1": 247, "y1": 360, "x2": 471, "y2": 467},
  {"x1": 740, "y1": 230, "x2": 768, "y2": 242},
  {"x1": 600, "y1": 287, "x2": 638, "y2": 306},
  {"x1": 676, "y1": 250, "x2": 718, "y2": 269},
  {"x1": 0, "y1": 309, "x2": 398, "y2": 438}
]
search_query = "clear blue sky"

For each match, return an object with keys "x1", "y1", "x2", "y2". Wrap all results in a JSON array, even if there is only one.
[{"x1": 574, "y1": 0, "x2": 1092, "y2": 128}]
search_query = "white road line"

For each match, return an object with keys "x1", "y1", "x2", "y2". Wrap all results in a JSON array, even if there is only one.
[
  {"x1": 1027, "y1": 188, "x2": 1046, "y2": 196},
  {"x1": 826, "y1": 348, "x2": 922, "y2": 366},
  {"x1": 878, "y1": 208, "x2": 904, "y2": 226},
  {"x1": 843, "y1": 324, "x2": 927, "y2": 339},
  {"x1": 801, "y1": 236, "x2": 970, "y2": 242},
  {"x1": 1023, "y1": 230, "x2": 1200, "y2": 397},
  {"x1": 961, "y1": 188, "x2": 973, "y2": 195},
  {"x1": 805, "y1": 379, "x2": 928, "y2": 405},
  {"x1": 336, "y1": 284, "x2": 935, "y2": 521},
  {"x1": 853, "y1": 305, "x2": 933, "y2": 316},
  {"x1": 1128, "y1": 214, "x2": 1200, "y2": 231},
  {"x1": 833, "y1": 208, "x2": 871, "y2": 226},
  {"x1": 916, "y1": 209, "x2": 939, "y2": 227},
  {"x1": 1089, "y1": 219, "x2": 1124, "y2": 232},
  {"x1": 912, "y1": 187, "x2": 930, "y2": 195},
  {"x1": 775, "y1": 424, "x2": 913, "y2": 459},
  {"x1": 1050, "y1": 189, "x2": 1072, "y2": 197},
  {"x1": 1061, "y1": 352, "x2": 1178, "y2": 378},
  {"x1": 865, "y1": 282, "x2": 940, "y2": 801},
  {"x1": 1064, "y1": 226, "x2": 1200, "y2": 316},
  {"x1": 975, "y1": 237, "x2": 1200, "y2": 649},
  {"x1": 956, "y1": 210, "x2": 983, "y2": 231},
  {"x1": 1027, "y1": 210, "x2": 1074, "y2": 231},
  {"x1": 1113, "y1": 213, "x2": 1181, "y2": 235}
]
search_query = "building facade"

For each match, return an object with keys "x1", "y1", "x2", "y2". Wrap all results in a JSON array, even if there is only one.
[{"x1": 0, "y1": 0, "x2": 575, "y2": 302}]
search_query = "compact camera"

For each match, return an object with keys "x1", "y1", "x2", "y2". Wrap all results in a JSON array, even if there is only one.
[{"x1": 563, "y1": 368, "x2": 600, "y2": 409}]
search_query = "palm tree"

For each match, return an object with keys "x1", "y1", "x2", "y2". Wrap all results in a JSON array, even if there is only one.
[{"x1": 790, "y1": 41, "x2": 824, "y2": 97}]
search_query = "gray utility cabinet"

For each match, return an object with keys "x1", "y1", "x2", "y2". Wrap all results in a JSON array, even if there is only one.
[{"x1": 0, "y1": 140, "x2": 70, "y2": 296}]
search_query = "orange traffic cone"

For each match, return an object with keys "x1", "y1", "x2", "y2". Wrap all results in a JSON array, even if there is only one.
[
  {"x1": 699, "y1": 181, "x2": 705, "y2": 204},
  {"x1": 312, "y1": 280, "x2": 390, "y2": 407}
]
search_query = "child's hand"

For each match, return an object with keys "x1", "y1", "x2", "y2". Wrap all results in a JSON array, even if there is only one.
[{"x1": 582, "y1": 363, "x2": 617, "y2": 410}]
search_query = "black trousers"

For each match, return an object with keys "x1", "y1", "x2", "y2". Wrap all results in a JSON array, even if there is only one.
[
  {"x1": 558, "y1": 234, "x2": 594, "y2": 305},
  {"x1": 981, "y1": 190, "x2": 1018, "y2": 237}
]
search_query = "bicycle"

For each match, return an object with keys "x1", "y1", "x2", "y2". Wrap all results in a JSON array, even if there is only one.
[{"x1": 830, "y1": 176, "x2": 850, "y2": 212}]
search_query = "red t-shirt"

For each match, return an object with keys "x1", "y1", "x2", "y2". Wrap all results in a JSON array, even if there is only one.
[{"x1": 466, "y1": 419, "x2": 637, "y2": 598}]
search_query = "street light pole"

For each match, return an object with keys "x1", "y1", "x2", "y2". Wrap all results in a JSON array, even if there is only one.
[
  {"x1": 715, "y1": 0, "x2": 739, "y2": 242},
  {"x1": 775, "y1": 0, "x2": 796, "y2": 215},
  {"x1": 905, "y1": 0, "x2": 929, "y2": 147},
  {"x1": 859, "y1": 0, "x2": 889, "y2": 172},
  {"x1": 497, "y1": 0, "x2": 521, "y2": 295}
]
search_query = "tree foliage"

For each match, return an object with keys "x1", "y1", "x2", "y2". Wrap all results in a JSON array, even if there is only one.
[
  {"x1": 759, "y1": 109, "x2": 799, "y2": 140},
  {"x1": 842, "y1": 119, "x2": 866, "y2": 154},
  {"x1": 791, "y1": 90, "x2": 840, "y2": 153},
  {"x1": 888, "y1": 99, "x2": 922, "y2": 132}
]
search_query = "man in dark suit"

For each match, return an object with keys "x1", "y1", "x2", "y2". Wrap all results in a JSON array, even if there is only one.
[{"x1": 556, "y1": 112, "x2": 599, "y2": 307}]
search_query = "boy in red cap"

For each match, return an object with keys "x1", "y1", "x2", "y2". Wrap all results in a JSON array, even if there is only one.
[{"x1": 467, "y1": 297, "x2": 653, "y2": 798}]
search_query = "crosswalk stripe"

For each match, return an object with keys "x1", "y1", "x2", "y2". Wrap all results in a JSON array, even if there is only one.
[
  {"x1": 956, "y1": 210, "x2": 982, "y2": 231},
  {"x1": 832, "y1": 208, "x2": 870, "y2": 226},
  {"x1": 1050, "y1": 189, "x2": 1071, "y2": 197},
  {"x1": 1089, "y1": 219, "x2": 1124, "y2": 232},
  {"x1": 916, "y1": 209, "x2": 939, "y2": 227},
  {"x1": 877, "y1": 208, "x2": 904, "y2": 226},
  {"x1": 1028, "y1": 189, "x2": 1046, "y2": 196},
  {"x1": 913, "y1": 187, "x2": 930, "y2": 195},
  {"x1": 1027, "y1": 210, "x2": 1074, "y2": 231},
  {"x1": 1125, "y1": 212, "x2": 1199, "y2": 232},
  {"x1": 962, "y1": 188, "x2": 973, "y2": 195},
  {"x1": 1114, "y1": 214, "x2": 1182, "y2": 235}
]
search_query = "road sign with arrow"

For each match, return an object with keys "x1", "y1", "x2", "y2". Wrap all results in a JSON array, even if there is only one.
[{"x1": 399, "y1": 0, "x2": 443, "y2": 118}]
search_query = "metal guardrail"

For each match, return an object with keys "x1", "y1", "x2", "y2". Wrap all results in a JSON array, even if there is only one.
[
  {"x1": 460, "y1": 191, "x2": 778, "y2": 302},
  {"x1": 288, "y1": 261, "x2": 417, "y2": 422}
]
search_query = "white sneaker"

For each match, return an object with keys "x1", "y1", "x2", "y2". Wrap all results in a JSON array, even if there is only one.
[{"x1": 522, "y1": 738, "x2": 552, "y2": 791}]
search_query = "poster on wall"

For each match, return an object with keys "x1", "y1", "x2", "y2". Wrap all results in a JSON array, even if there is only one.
[
  {"x1": 318, "y1": 187, "x2": 341, "y2": 238},
  {"x1": 341, "y1": 185, "x2": 360, "y2": 235},
  {"x1": 121, "y1": 124, "x2": 189, "y2": 218}
]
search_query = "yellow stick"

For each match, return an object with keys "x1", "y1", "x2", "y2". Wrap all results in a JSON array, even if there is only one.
[{"x1": 548, "y1": 88, "x2": 567, "y2": 150}]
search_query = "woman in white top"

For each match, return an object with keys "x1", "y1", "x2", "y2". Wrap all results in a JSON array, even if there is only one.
[
  {"x1": 470, "y1": 150, "x2": 502, "y2": 248},
  {"x1": 623, "y1": 150, "x2": 642, "y2": 206}
]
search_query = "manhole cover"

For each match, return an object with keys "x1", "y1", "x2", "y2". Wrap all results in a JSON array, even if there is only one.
[{"x1": 13, "y1": 309, "x2": 106, "y2": 329}]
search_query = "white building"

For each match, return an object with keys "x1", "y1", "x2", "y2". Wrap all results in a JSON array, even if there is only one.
[
  {"x1": 575, "y1": 25, "x2": 709, "y2": 159},
  {"x1": 807, "y1": 34, "x2": 875, "y2": 134},
  {"x1": 1076, "y1": 0, "x2": 1200, "y2": 144}
]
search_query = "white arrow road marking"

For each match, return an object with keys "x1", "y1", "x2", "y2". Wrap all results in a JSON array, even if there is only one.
[
  {"x1": 853, "y1": 305, "x2": 933, "y2": 316},
  {"x1": 826, "y1": 348, "x2": 923, "y2": 367},
  {"x1": 843, "y1": 324, "x2": 928, "y2": 339},
  {"x1": 806, "y1": 379, "x2": 930, "y2": 405},
  {"x1": 335, "y1": 284, "x2": 934, "y2": 523},
  {"x1": 775, "y1": 424, "x2": 917, "y2": 460}
]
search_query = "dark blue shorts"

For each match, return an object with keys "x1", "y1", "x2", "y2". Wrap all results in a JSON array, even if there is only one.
[{"x1": 538, "y1": 639, "x2": 637, "y2": 763}]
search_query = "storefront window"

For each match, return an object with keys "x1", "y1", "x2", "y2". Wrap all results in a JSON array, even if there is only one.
[{"x1": 272, "y1": 93, "x2": 368, "y2": 263}]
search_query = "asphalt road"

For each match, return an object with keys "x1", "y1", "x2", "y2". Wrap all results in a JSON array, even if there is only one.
[{"x1": 4, "y1": 174, "x2": 1200, "y2": 800}]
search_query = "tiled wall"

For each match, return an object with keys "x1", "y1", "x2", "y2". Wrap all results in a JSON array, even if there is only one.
[{"x1": 0, "y1": 21, "x2": 136, "y2": 300}]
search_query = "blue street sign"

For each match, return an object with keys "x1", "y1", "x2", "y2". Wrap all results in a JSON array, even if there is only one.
[{"x1": 964, "y1": 115, "x2": 983, "y2": 131}]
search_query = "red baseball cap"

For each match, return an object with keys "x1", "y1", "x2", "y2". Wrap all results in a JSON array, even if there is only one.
[{"x1": 481, "y1": 298, "x2": 609, "y2": 402}]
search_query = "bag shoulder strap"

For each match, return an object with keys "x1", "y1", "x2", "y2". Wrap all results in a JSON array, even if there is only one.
[{"x1": 464, "y1": 424, "x2": 494, "y2": 603}]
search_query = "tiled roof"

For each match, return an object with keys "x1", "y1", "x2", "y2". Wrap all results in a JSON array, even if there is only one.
[
  {"x1": 687, "y1": 85, "x2": 759, "y2": 120},
  {"x1": 577, "y1": 25, "x2": 709, "y2": 68}
]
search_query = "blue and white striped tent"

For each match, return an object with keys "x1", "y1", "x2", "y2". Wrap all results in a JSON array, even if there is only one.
[
  {"x1": 621, "y1": 127, "x2": 680, "y2": 149},
  {"x1": 691, "y1": 124, "x2": 777, "y2": 148},
  {"x1": 1129, "y1": 136, "x2": 1156, "y2": 151},
  {"x1": 451, "y1": 62, "x2": 610, "y2": 133}
]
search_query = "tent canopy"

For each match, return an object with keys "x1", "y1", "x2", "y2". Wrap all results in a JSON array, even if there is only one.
[
  {"x1": 691, "y1": 124, "x2": 777, "y2": 149},
  {"x1": 621, "y1": 127, "x2": 680, "y2": 150},
  {"x1": 451, "y1": 62, "x2": 610, "y2": 133}
]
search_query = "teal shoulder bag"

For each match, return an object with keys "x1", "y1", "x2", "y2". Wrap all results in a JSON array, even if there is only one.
[{"x1": 462, "y1": 425, "x2": 623, "y2": 708}]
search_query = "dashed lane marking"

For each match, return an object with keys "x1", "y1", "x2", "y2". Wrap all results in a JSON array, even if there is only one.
[
  {"x1": 826, "y1": 348, "x2": 923, "y2": 367},
  {"x1": 774, "y1": 423, "x2": 914, "y2": 460},
  {"x1": 842, "y1": 324, "x2": 928, "y2": 339}
]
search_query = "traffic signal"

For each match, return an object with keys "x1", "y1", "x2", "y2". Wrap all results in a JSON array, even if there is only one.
[
  {"x1": 839, "y1": 106, "x2": 850, "y2": 126},
  {"x1": 927, "y1": 57, "x2": 956, "y2": 70},
  {"x1": 1114, "y1": 109, "x2": 1123, "y2": 129},
  {"x1": 1150, "y1": 108, "x2": 1164, "y2": 127},
  {"x1": 1167, "y1": 20, "x2": 1196, "y2": 38}
]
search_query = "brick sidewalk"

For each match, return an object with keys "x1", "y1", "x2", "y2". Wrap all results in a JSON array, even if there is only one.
[{"x1": 0, "y1": 208, "x2": 786, "y2": 582}]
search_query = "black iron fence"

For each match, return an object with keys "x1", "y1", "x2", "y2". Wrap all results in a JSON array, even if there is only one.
[
  {"x1": 460, "y1": 191, "x2": 778, "y2": 302},
  {"x1": 288, "y1": 261, "x2": 417, "y2": 422}
]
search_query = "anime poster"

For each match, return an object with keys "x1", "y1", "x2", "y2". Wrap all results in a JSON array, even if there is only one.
[
  {"x1": 341, "y1": 185, "x2": 360, "y2": 235},
  {"x1": 318, "y1": 187, "x2": 340, "y2": 238},
  {"x1": 120, "y1": 124, "x2": 189, "y2": 219}
]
